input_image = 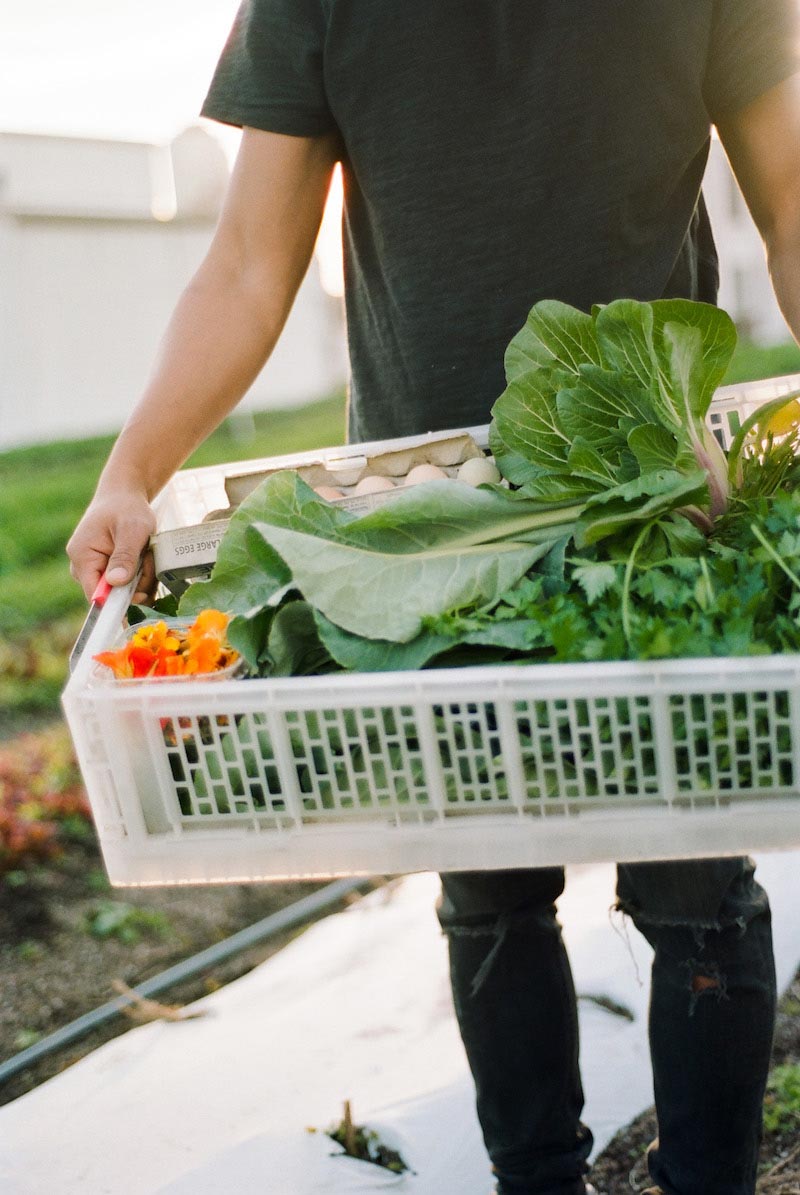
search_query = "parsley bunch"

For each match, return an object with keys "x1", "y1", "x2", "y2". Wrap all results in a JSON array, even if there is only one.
[{"x1": 426, "y1": 491, "x2": 800, "y2": 665}]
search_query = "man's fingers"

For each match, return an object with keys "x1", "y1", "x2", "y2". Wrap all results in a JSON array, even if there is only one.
[
  {"x1": 104, "y1": 521, "x2": 155, "y2": 585},
  {"x1": 69, "y1": 548, "x2": 109, "y2": 601},
  {"x1": 105, "y1": 557, "x2": 140, "y2": 585}
]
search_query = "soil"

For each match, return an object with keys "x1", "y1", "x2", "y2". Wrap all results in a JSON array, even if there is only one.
[
  {"x1": 590, "y1": 967, "x2": 800, "y2": 1194},
  {"x1": 0, "y1": 826, "x2": 373, "y2": 1107}
]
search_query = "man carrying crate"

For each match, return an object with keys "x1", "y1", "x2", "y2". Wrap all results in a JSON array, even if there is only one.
[{"x1": 68, "y1": 4, "x2": 800, "y2": 1193}]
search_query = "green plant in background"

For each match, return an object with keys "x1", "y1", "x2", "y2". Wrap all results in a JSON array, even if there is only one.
[
  {"x1": 13, "y1": 1029, "x2": 42, "y2": 1052},
  {"x1": 763, "y1": 1063, "x2": 800, "y2": 1133},
  {"x1": 0, "y1": 727, "x2": 94, "y2": 883},
  {"x1": 326, "y1": 1100, "x2": 411, "y2": 1175},
  {"x1": 86, "y1": 868, "x2": 111, "y2": 893},
  {"x1": 723, "y1": 340, "x2": 800, "y2": 385},
  {"x1": 85, "y1": 900, "x2": 171, "y2": 945},
  {"x1": 16, "y1": 941, "x2": 44, "y2": 962}
]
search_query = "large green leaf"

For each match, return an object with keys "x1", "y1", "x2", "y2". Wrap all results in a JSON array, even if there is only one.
[
  {"x1": 267, "y1": 601, "x2": 338, "y2": 677},
  {"x1": 315, "y1": 609, "x2": 546, "y2": 672},
  {"x1": 487, "y1": 421, "x2": 543, "y2": 485},
  {"x1": 314, "y1": 612, "x2": 454, "y2": 672},
  {"x1": 557, "y1": 364, "x2": 657, "y2": 450},
  {"x1": 334, "y1": 477, "x2": 578, "y2": 552},
  {"x1": 654, "y1": 300, "x2": 737, "y2": 418},
  {"x1": 516, "y1": 470, "x2": 602, "y2": 503},
  {"x1": 592, "y1": 299, "x2": 661, "y2": 401},
  {"x1": 627, "y1": 424, "x2": 679, "y2": 472},
  {"x1": 491, "y1": 369, "x2": 572, "y2": 471},
  {"x1": 504, "y1": 300, "x2": 600, "y2": 382},
  {"x1": 247, "y1": 521, "x2": 554, "y2": 642},
  {"x1": 490, "y1": 296, "x2": 738, "y2": 527},
  {"x1": 227, "y1": 606, "x2": 275, "y2": 672},
  {"x1": 566, "y1": 439, "x2": 617, "y2": 487}
]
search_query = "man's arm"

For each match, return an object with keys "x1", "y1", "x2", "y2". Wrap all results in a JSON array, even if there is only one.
[
  {"x1": 67, "y1": 127, "x2": 338, "y2": 600},
  {"x1": 716, "y1": 72, "x2": 800, "y2": 340}
]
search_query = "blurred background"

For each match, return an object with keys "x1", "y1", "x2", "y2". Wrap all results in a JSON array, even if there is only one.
[{"x1": 1, "y1": 0, "x2": 799, "y2": 727}]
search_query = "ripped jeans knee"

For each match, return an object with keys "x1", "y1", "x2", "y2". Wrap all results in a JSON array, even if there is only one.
[
  {"x1": 615, "y1": 855, "x2": 775, "y2": 1016},
  {"x1": 615, "y1": 855, "x2": 769, "y2": 935}
]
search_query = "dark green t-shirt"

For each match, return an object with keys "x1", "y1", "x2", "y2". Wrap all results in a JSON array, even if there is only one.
[{"x1": 202, "y1": 1, "x2": 798, "y2": 443}]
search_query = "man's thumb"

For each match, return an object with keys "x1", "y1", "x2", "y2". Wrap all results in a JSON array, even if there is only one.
[{"x1": 105, "y1": 548, "x2": 142, "y2": 586}]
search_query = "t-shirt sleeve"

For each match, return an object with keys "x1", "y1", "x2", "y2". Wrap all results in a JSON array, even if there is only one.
[
  {"x1": 704, "y1": 0, "x2": 800, "y2": 122},
  {"x1": 200, "y1": 0, "x2": 334, "y2": 136}
]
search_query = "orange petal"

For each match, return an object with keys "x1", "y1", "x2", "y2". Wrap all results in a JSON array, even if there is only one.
[
  {"x1": 188, "y1": 610, "x2": 229, "y2": 642},
  {"x1": 94, "y1": 649, "x2": 132, "y2": 678}
]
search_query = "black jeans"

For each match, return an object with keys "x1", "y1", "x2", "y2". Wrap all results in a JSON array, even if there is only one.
[{"x1": 437, "y1": 858, "x2": 776, "y2": 1195}]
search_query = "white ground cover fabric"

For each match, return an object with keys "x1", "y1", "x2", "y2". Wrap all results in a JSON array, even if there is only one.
[{"x1": 0, "y1": 856, "x2": 798, "y2": 1195}]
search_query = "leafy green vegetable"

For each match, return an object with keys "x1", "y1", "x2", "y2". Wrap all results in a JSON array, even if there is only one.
[
  {"x1": 247, "y1": 518, "x2": 552, "y2": 642},
  {"x1": 491, "y1": 297, "x2": 737, "y2": 535},
  {"x1": 265, "y1": 601, "x2": 338, "y2": 677},
  {"x1": 314, "y1": 611, "x2": 454, "y2": 672},
  {"x1": 422, "y1": 491, "x2": 800, "y2": 665}
]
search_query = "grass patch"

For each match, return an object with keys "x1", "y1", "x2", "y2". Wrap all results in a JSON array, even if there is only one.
[
  {"x1": 85, "y1": 900, "x2": 172, "y2": 945},
  {"x1": 763, "y1": 1063, "x2": 800, "y2": 1134},
  {"x1": 723, "y1": 341, "x2": 800, "y2": 386},
  {"x1": 0, "y1": 560, "x2": 87, "y2": 635}
]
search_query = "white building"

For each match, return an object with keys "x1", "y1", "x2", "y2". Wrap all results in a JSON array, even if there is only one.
[
  {"x1": 0, "y1": 127, "x2": 347, "y2": 450},
  {"x1": 703, "y1": 136, "x2": 789, "y2": 344}
]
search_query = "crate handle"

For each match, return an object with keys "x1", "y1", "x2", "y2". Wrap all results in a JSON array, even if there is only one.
[{"x1": 65, "y1": 574, "x2": 140, "y2": 688}]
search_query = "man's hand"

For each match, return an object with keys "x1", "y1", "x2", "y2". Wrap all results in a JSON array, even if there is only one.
[
  {"x1": 717, "y1": 72, "x2": 800, "y2": 342},
  {"x1": 67, "y1": 490, "x2": 157, "y2": 603}
]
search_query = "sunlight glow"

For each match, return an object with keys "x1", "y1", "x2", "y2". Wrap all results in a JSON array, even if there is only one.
[{"x1": 315, "y1": 164, "x2": 345, "y2": 298}]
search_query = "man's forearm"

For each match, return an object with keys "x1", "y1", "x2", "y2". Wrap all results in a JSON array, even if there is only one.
[
  {"x1": 96, "y1": 126, "x2": 337, "y2": 503},
  {"x1": 96, "y1": 253, "x2": 290, "y2": 502}
]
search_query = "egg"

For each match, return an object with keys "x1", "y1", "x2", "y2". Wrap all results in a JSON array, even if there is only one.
[
  {"x1": 313, "y1": 484, "x2": 345, "y2": 502},
  {"x1": 456, "y1": 456, "x2": 501, "y2": 486},
  {"x1": 353, "y1": 474, "x2": 396, "y2": 495},
  {"x1": 403, "y1": 463, "x2": 448, "y2": 486}
]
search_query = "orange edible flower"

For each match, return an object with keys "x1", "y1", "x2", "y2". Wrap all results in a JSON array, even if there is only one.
[
  {"x1": 94, "y1": 611, "x2": 238, "y2": 680},
  {"x1": 187, "y1": 609, "x2": 229, "y2": 640}
]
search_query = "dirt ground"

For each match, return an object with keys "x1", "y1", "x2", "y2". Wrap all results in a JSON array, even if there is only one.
[
  {"x1": 590, "y1": 965, "x2": 800, "y2": 1194},
  {"x1": 0, "y1": 825, "x2": 371, "y2": 1107}
]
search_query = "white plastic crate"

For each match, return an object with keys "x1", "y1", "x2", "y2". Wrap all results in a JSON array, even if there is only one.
[{"x1": 63, "y1": 376, "x2": 800, "y2": 885}]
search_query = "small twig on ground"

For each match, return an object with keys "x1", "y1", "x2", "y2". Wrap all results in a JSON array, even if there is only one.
[
  {"x1": 342, "y1": 1100, "x2": 357, "y2": 1157},
  {"x1": 578, "y1": 992, "x2": 636, "y2": 1022},
  {"x1": 758, "y1": 1139, "x2": 800, "y2": 1189},
  {"x1": 111, "y1": 979, "x2": 207, "y2": 1024}
]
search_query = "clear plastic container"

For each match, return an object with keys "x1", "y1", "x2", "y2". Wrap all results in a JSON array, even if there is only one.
[{"x1": 89, "y1": 618, "x2": 244, "y2": 686}]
